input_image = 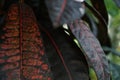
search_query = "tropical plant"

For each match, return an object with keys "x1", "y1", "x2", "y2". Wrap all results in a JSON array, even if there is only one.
[{"x1": 0, "y1": 0, "x2": 120, "y2": 80}]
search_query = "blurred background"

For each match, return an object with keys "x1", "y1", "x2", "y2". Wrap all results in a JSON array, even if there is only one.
[
  {"x1": 105, "y1": 0, "x2": 120, "y2": 80},
  {"x1": 88, "y1": 0, "x2": 120, "y2": 80}
]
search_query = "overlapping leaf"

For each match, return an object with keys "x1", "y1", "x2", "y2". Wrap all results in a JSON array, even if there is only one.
[
  {"x1": 41, "y1": 27, "x2": 89, "y2": 80},
  {"x1": 45, "y1": 0, "x2": 85, "y2": 27},
  {"x1": 85, "y1": 1, "x2": 111, "y2": 49},
  {"x1": 0, "y1": 3, "x2": 52, "y2": 79},
  {"x1": 90, "y1": 0, "x2": 108, "y2": 23},
  {"x1": 68, "y1": 20, "x2": 110, "y2": 80},
  {"x1": 82, "y1": 14, "x2": 98, "y2": 36}
]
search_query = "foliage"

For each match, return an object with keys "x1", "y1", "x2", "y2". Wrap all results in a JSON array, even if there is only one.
[
  {"x1": 86, "y1": 0, "x2": 120, "y2": 80},
  {"x1": 103, "y1": 0, "x2": 120, "y2": 80},
  {"x1": 0, "y1": 0, "x2": 120, "y2": 80},
  {"x1": 110, "y1": 62, "x2": 120, "y2": 80}
]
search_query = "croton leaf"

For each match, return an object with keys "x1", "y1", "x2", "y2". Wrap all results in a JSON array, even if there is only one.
[
  {"x1": 68, "y1": 20, "x2": 110, "y2": 80},
  {"x1": 85, "y1": 1, "x2": 111, "y2": 49},
  {"x1": 0, "y1": 3, "x2": 52, "y2": 79},
  {"x1": 41, "y1": 27, "x2": 89, "y2": 80},
  {"x1": 45, "y1": 0, "x2": 85, "y2": 27},
  {"x1": 82, "y1": 14, "x2": 98, "y2": 36},
  {"x1": 90, "y1": 0, "x2": 108, "y2": 23}
]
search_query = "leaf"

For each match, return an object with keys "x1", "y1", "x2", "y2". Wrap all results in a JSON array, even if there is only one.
[
  {"x1": 24, "y1": 0, "x2": 53, "y2": 30},
  {"x1": 110, "y1": 62, "x2": 120, "y2": 80},
  {"x1": 82, "y1": 14, "x2": 98, "y2": 36},
  {"x1": 85, "y1": 1, "x2": 111, "y2": 51},
  {"x1": 103, "y1": 46, "x2": 120, "y2": 57},
  {"x1": 89, "y1": 68, "x2": 97, "y2": 80},
  {"x1": 90, "y1": 0, "x2": 108, "y2": 23},
  {"x1": 41, "y1": 27, "x2": 89, "y2": 80},
  {"x1": 68, "y1": 20, "x2": 110, "y2": 80},
  {"x1": 45, "y1": 0, "x2": 85, "y2": 27},
  {"x1": 0, "y1": 3, "x2": 52, "y2": 79}
]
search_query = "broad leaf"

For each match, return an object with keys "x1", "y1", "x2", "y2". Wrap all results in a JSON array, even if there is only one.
[
  {"x1": 68, "y1": 20, "x2": 110, "y2": 80},
  {"x1": 82, "y1": 14, "x2": 98, "y2": 36},
  {"x1": 85, "y1": 1, "x2": 111, "y2": 50},
  {"x1": 45, "y1": 0, "x2": 85, "y2": 27},
  {"x1": 0, "y1": 3, "x2": 52, "y2": 79},
  {"x1": 41, "y1": 27, "x2": 89, "y2": 80}
]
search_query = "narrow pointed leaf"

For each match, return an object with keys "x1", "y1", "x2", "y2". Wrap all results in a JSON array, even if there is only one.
[
  {"x1": 68, "y1": 20, "x2": 110, "y2": 80},
  {"x1": 85, "y1": 1, "x2": 111, "y2": 49}
]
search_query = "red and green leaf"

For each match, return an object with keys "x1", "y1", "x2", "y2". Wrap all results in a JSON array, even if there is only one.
[{"x1": 0, "y1": 3, "x2": 52, "y2": 80}]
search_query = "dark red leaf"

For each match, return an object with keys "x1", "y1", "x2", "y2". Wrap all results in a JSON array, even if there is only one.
[
  {"x1": 41, "y1": 27, "x2": 89, "y2": 80},
  {"x1": 0, "y1": 3, "x2": 52, "y2": 80},
  {"x1": 68, "y1": 20, "x2": 110, "y2": 80},
  {"x1": 45, "y1": 0, "x2": 85, "y2": 27},
  {"x1": 85, "y1": 1, "x2": 111, "y2": 50},
  {"x1": 90, "y1": 0, "x2": 108, "y2": 23},
  {"x1": 89, "y1": 0, "x2": 110, "y2": 47}
]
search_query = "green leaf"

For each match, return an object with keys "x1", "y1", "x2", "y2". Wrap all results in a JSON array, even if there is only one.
[{"x1": 110, "y1": 62, "x2": 120, "y2": 80}]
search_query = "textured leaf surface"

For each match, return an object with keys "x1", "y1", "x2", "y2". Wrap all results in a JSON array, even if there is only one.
[
  {"x1": 85, "y1": 1, "x2": 111, "y2": 49},
  {"x1": 68, "y1": 20, "x2": 110, "y2": 80},
  {"x1": 41, "y1": 27, "x2": 89, "y2": 80},
  {"x1": 45, "y1": 0, "x2": 85, "y2": 26},
  {"x1": 0, "y1": 3, "x2": 52, "y2": 80}
]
